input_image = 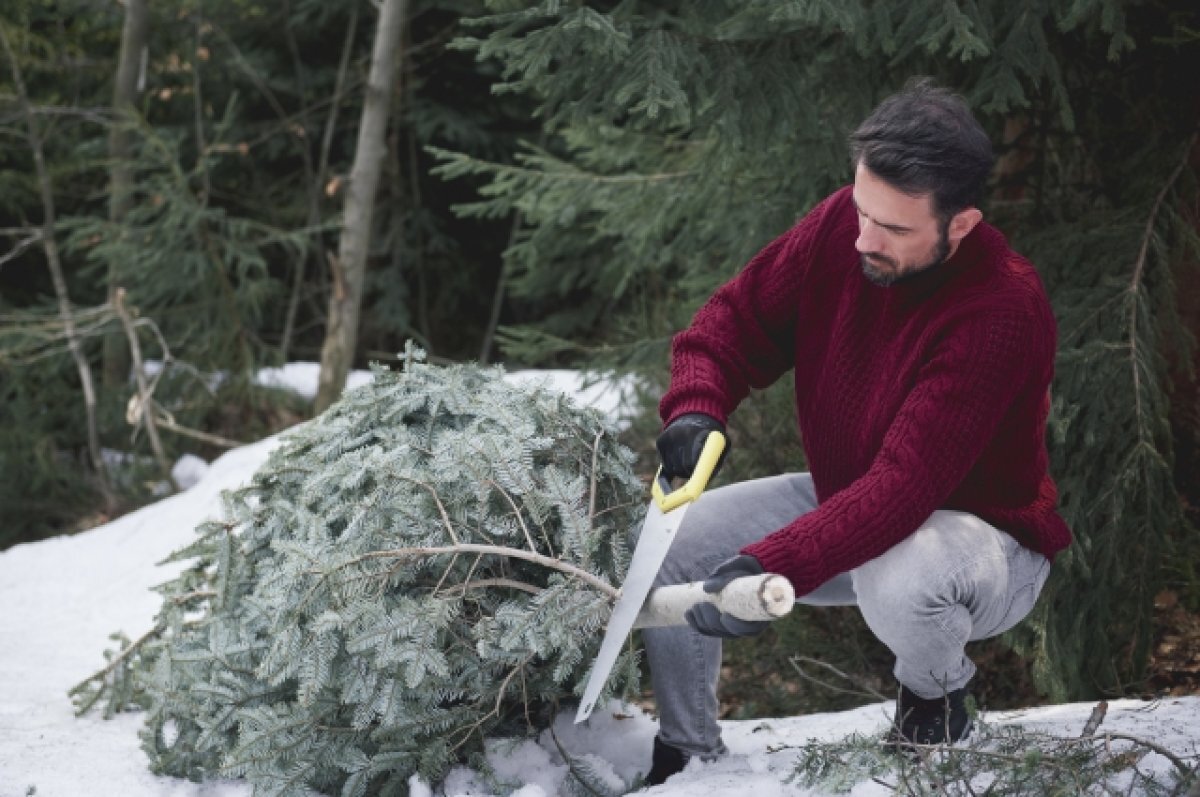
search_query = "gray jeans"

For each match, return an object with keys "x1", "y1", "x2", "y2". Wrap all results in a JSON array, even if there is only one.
[{"x1": 642, "y1": 473, "x2": 1051, "y2": 757}]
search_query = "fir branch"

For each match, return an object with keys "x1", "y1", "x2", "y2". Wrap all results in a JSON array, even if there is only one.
[
  {"x1": 883, "y1": 730, "x2": 1195, "y2": 778},
  {"x1": 349, "y1": 543, "x2": 619, "y2": 600},
  {"x1": 68, "y1": 625, "x2": 163, "y2": 710},
  {"x1": 1126, "y1": 132, "x2": 1197, "y2": 445},
  {"x1": 548, "y1": 725, "x2": 609, "y2": 797},
  {"x1": 430, "y1": 146, "x2": 694, "y2": 185},
  {"x1": 449, "y1": 653, "x2": 535, "y2": 755}
]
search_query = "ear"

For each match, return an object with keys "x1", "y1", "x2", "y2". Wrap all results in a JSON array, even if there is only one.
[{"x1": 947, "y1": 207, "x2": 983, "y2": 245}]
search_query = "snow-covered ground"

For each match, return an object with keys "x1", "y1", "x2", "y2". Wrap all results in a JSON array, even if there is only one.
[{"x1": 1, "y1": 367, "x2": 1197, "y2": 797}]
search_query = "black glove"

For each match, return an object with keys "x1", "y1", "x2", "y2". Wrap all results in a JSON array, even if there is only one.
[
  {"x1": 655, "y1": 413, "x2": 728, "y2": 481},
  {"x1": 685, "y1": 554, "x2": 770, "y2": 639}
]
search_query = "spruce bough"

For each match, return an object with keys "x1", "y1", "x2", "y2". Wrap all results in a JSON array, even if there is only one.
[{"x1": 72, "y1": 347, "x2": 644, "y2": 796}]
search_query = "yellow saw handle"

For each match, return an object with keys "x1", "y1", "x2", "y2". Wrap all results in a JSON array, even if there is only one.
[{"x1": 652, "y1": 431, "x2": 726, "y2": 512}]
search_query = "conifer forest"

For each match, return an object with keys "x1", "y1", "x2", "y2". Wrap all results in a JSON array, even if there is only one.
[{"x1": 3, "y1": 0, "x2": 1200, "y2": 752}]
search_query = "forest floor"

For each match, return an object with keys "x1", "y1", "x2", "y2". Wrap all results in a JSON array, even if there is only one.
[{"x1": 1149, "y1": 588, "x2": 1200, "y2": 696}]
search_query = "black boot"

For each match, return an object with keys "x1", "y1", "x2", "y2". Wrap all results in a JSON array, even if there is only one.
[
  {"x1": 645, "y1": 736, "x2": 689, "y2": 786},
  {"x1": 884, "y1": 684, "x2": 973, "y2": 753}
]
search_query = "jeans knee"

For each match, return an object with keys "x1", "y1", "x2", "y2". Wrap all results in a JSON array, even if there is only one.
[
  {"x1": 853, "y1": 519, "x2": 1009, "y2": 640},
  {"x1": 854, "y1": 556, "x2": 933, "y2": 633}
]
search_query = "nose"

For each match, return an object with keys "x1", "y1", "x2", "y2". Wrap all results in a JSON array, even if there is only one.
[{"x1": 855, "y1": 218, "x2": 881, "y2": 254}]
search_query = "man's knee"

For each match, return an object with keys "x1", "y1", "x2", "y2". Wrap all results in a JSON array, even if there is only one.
[
  {"x1": 859, "y1": 520, "x2": 998, "y2": 612},
  {"x1": 852, "y1": 514, "x2": 1010, "y2": 637}
]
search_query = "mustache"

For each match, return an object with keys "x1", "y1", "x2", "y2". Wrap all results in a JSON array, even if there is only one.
[{"x1": 862, "y1": 253, "x2": 897, "y2": 270}]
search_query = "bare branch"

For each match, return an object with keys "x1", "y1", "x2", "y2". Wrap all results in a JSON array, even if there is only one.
[
  {"x1": 482, "y1": 479, "x2": 539, "y2": 553},
  {"x1": 351, "y1": 543, "x2": 618, "y2": 600},
  {"x1": 588, "y1": 430, "x2": 602, "y2": 529},
  {"x1": 445, "y1": 578, "x2": 541, "y2": 596},
  {"x1": 114, "y1": 288, "x2": 177, "y2": 491},
  {"x1": 393, "y1": 475, "x2": 461, "y2": 544},
  {"x1": 0, "y1": 229, "x2": 40, "y2": 270},
  {"x1": 151, "y1": 413, "x2": 245, "y2": 449},
  {"x1": 789, "y1": 655, "x2": 889, "y2": 701},
  {"x1": 68, "y1": 625, "x2": 162, "y2": 705},
  {"x1": 1079, "y1": 732, "x2": 1195, "y2": 779}
]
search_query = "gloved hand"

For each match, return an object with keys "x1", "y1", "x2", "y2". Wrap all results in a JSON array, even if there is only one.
[
  {"x1": 685, "y1": 554, "x2": 770, "y2": 638},
  {"x1": 655, "y1": 413, "x2": 728, "y2": 481}
]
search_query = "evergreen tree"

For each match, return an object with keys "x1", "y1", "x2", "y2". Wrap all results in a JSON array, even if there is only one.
[
  {"x1": 0, "y1": 0, "x2": 539, "y2": 543},
  {"x1": 440, "y1": 1, "x2": 1200, "y2": 701},
  {"x1": 73, "y1": 348, "x2": 644, "y2": 796}
]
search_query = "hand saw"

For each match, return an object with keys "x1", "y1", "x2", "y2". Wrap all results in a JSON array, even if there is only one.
[
  {"x1": 572, "y1": 567, "x2": 794, "y2": 722},
  {"x1": 576, "y1": 431, "x2": 773, "y2": 723}
]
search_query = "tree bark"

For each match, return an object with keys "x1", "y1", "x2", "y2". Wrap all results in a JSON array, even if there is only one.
[
  {"x1": 315, "y1": 0, "x2": 408, "y2": 413},
  {"x1": 103, "y1": 0, "x2": 149, "y2": 387},
  {"x1": 0, "y1": 26, "x2": 115, "y2": 509}
]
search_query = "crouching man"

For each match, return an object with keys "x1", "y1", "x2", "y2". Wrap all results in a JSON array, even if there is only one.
[{"x1": 644, "y1": 79, "x2": 1071, "y2": 785}]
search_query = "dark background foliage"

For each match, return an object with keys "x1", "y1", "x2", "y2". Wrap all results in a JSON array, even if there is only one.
[{"x1": 2, "y1": 0, "x2": 1198, "y2": 713}]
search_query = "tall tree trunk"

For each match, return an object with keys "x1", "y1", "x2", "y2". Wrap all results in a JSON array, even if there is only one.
[
  {"x1": 103, "y1": 0, "x2": 149, "y2": 387},
  {"x1": 0, "y1": 26, "x2": 115, "y2": 510},
  {"x1": 315, "y1": 0, "x2": 408, "y2": 412}
]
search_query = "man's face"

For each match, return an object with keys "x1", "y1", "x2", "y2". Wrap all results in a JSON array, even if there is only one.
[{"x1": 851, "y1": 162, "x2": 951, "y2": 287}]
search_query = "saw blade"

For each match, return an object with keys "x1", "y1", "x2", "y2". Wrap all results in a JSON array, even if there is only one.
[{"x1": 574, "y1": 496, "x2": 689, "y2": 723}]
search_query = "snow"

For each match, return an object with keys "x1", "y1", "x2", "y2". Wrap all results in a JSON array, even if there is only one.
[
  {"x1": 254, "y1": 362, "x2": 375, "y2": 400},
  {"x1": 1, "y1": 367, "x2": 1197, "y2": 797}
]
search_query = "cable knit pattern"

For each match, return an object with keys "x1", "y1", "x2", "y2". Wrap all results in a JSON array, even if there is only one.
[{"x1": 660, "y1": 186, "x2": 1072, "y2": 596}]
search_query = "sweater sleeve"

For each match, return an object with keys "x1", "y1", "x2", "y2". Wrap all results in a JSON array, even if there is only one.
[
  {"x1": 659, "y1": 191, "x2": 847, "y2": 425},
  {"x1": 741, "y1": 304, "x2": 1051, "y2": 595}
]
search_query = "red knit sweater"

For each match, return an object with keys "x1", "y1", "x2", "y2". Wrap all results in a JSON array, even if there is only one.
[{"x1": 660, "y1": 186, "x2": 1072, "y2": 596}]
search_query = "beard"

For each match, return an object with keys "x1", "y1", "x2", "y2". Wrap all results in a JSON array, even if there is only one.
[{"x1": 861, "y1": 222, "x2": 951, "y2": 287}]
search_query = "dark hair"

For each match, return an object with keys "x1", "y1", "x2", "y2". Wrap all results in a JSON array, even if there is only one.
[{"x1": 849, "y1": 78, "x2": 994, "y2": 219}]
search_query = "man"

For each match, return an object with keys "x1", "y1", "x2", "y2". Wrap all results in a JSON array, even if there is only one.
[{"x1": 642, "y1": 80, "x2": 1072, "y2": 785}]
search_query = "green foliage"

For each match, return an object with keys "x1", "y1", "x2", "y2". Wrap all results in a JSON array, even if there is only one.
[
  {"x1": 442, "y1": 0, "x2": 1200, "y2": 703},
  {"x1": 62, "y1": 112, "x2": 309, "y2": 376},
  {"x1": 0, "y1": 350, "x2": 112, "y2": 545},
  {"x1": 0, "y1": 0, "x2": 542, "y2": 544},
  {"x1": 790, "y1": 714, "x2": 1195, "y2": 795},
  {"x1": 72, "y1": 350, "x2": 644, "y2": 795},
  {"x1": 447, "y1": 1, "x2": 1197, "y2": 364},
  {"x1": 1005, "y1": 157, "x2": 1199, "y2": 699}
]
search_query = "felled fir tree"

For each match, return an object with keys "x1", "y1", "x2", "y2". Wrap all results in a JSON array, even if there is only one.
[{"x1": 72, "y1": 347, "x2": 644, "y2": 796}]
